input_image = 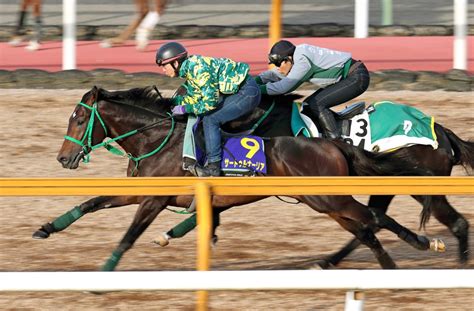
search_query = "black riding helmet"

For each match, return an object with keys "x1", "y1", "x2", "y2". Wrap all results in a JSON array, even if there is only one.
[
  {"x1": 155, "y1": 42, "x2": 188, "y2": 66},
  {"x1": 268, "y1": 40, "x2": 296, "y2": 67}
]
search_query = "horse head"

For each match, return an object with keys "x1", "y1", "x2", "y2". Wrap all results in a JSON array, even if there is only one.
[
  {"x1": 57, "y1": 85, "x2": 107, "y2": 169},
  {"x1": 57, "y1": 85, "x2": 173, "y2": 169}
]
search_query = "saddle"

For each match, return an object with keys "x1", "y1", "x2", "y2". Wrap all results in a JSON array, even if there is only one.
[{"x1": 334, "y1": 101, "x2": 366, "y2": 120}]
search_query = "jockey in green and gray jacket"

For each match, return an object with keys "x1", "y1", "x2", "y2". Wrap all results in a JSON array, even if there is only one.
[
  {"x1": 257, "y1": 40, "x2": 370, "y2": 139},
  {"x1": 155, "y1": 42, "x2": 261, "y2": 177}
]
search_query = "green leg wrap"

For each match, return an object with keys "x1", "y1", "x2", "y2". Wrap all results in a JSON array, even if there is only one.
[
  {"x1": 51, "y1": 206, "x2": 84, "y2": 231},
  {"x1": 168, "y1": 214, "x2": 197, "y2": 238},
  {"x1": 102, "y1": 250, "x2": 123, "y2": 271},
  {"x1": 167, "y1": 211, "x2": 221, "y2": 238}
]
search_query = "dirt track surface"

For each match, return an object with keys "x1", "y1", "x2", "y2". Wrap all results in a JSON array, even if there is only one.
[{"x1": 0, "y1": 89, "x2": 473, "y2": 310}]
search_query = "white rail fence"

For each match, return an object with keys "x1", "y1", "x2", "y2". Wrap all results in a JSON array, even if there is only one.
[
  {"x1": 2, "y1": 270, "x2": 473, "y2": 292},
  {"x1": 1, "y1": 270, "x2": 473, "y2": 311}
]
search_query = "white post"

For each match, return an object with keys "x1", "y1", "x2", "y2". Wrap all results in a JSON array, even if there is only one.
[
  {"x1": 453, "y1": 0, "x2": 467, "y2": 70},
  {"x1": 62, "y1": 0, "x2": 76, "y2": 70},
  {"x1": 345, "y1": 291, "x2": 365, "y2": 311},
  {"x1": 354, "y1": 0, "x2": 369, "y2": 38}
]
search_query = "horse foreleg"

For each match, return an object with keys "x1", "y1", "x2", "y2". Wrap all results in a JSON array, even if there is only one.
[
  {"x1": 321, "y1": 195, "x2": 394, "y2": 268},
  {"x1": 32, "y1": 196, "x2": 139, "y2": 239},
  {"x1": 330, "y1": 215, "x2": 397, "y2": 269},
  {"x1": 102, "y1": 196, "x2": 168, "y2": 271},
  {"x1": 153, "y1": 207, "x2": 225, "y2": 247}
]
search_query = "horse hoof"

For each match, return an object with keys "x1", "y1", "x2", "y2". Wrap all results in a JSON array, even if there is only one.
[
  {"x1": 32, "y1": 229, "x2": 50, "y2": 239},
  {"x1": 430, "y1": 238, "x2": 446, "y2": 252},
  {"x1": 152, "y1": 232, "x2": 169, "y2": 247},
  {"x1": 211, "y1": 235, "x2": 218, "y2": 248},
  {"x1": 310, "y1": 259, "x2": 333, "y2": 270}
]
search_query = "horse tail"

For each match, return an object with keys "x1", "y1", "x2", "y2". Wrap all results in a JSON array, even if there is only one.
[
  {"x1": 331, "y1": 140, "x2": 433, "y2": 177},
  {"x1": 443, "y1": 126, "x2": 474, "y2": 175},
  {"x1": 332, "y1": 140, "x2": 434, "y2": 229}
]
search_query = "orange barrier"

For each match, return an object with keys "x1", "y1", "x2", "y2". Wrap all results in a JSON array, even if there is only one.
[{"x1": 1, "y1": 176, "x2": 473, "y2": 310}]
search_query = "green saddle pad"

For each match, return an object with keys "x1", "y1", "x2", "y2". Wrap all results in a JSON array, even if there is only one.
[{"x1": 369, "y1": 101, "x2": 438, "y2": 152}]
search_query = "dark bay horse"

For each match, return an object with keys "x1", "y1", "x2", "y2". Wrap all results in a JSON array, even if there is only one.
[
  {"x1": 250, "y1": 94, "x2": 474, "y2": 267},
  {"x1": 156, "y1": 92, "x2": 474, "y2": 266},
  {"x1": 33, "y1": 85, "x2": 443, "y2": 271}
]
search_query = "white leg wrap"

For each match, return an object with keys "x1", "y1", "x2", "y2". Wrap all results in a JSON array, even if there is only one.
[
  {"x1": 139, "y1": 11, "x2": 160, "y2": 30},
  {"x1": 135, "y1": 12, "x2": 160, "y2": 50}
]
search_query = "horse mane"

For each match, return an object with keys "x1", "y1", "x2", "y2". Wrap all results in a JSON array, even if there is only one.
[
  {"x1": 95, "y1": 85, "x2": 175, "y2": 116},
  {"x1": 83, "y1": 85, "x2": 305, "y2": 128}
]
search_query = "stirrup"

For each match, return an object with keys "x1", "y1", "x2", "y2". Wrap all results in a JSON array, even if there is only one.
[{"x1": 182, "y1": 158, "x2": 198, "y2": 176}]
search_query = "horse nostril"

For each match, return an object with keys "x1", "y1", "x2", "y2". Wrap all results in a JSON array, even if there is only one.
[{"x1": 57, "y1": 156, "x2": 68, "y2": 164}]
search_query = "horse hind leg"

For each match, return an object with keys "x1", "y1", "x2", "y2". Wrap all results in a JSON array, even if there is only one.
[
  {"x1": 413, "y1": 195, "x2": 469, "y2": 265},
  {"x1": 319, "y1": 195, "x2": 395, "y2": 268},
  {"x1": 369, "y1": 206, "x2": 445, "y2": 252},
  {"x1": 301, "y1": 195, "x2": 396, "y2": 269},
  {"x1": 330, "y1": 215, "x2": 397, "y2": 269},
  {"x1": 32, "y1": 196, "x2": 139, "y2": 239}
]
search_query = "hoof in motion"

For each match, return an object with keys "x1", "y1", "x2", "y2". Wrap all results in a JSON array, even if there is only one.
[
  {"x1": 152, "y1": 232, "x2": 170, "y2": 247},
  {"x1": 430, "y1": 238, "x2": 446, "y2": 252},
  {"x1": 310, "y1": 259, "x2": 334, "y2": 270},
  {"x1": 32, "y1": 228, "x2": 50, "y2": 239},
  {"x1": 211, "y1": 235, "x2": 218, "y2": 248}
]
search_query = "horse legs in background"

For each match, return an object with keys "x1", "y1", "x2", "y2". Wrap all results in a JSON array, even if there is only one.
[
  {"x1": 100, "y1": 0, "x2": 149, "y2": 48},
  {"x1": 32, "y1": 196, "x2": 140, "y2": 239},
  {"x1": 100, "y1": 0, "x2": 168, "y2": 50},
  {"x1": 135, "y1": 0, "x2": 168, "y2": 51},
  {"x1": 102, "y1": 196, "x2": 169, "y2": 271},
  {"x1": 8, "y1": 0, "x2": 42, "y2": 51}
]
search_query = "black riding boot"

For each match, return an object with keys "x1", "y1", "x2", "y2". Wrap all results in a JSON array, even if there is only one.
[
  {"x1": 318, "y1": 109, "x2": 340, "y2": 139},
  {"x1": 196, "y1": 161, "x2": 221, "y2": 177}
]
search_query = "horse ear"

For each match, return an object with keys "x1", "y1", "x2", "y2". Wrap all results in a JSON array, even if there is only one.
[
  {"x1": 90, "y1": 85, "x2": 101, "y2": 102},
  {"x1": 151, "y1": 85, "x2": 163, "y2": 99}
]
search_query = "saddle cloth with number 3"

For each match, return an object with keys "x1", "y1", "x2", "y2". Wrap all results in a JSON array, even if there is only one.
[{"x1": 293, "y1": 100, "x2": 438, "y2": 153}]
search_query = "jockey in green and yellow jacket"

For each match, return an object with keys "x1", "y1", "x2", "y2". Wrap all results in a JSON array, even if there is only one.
[
  {"x1": 156, "y1": 42, "x2": 260, "y2": 177},
  {"x1": 173, "y1": 55, "x2": 250, "y2": 115}
]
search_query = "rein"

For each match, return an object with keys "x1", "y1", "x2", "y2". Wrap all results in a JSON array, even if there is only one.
[{"x1": 65, "y1": 101, "x2": 175, "y2": 172}]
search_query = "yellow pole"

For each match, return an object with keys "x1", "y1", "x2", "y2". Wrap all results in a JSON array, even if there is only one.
[
  {"x1": 269, "y1": 0, "x2": 283, "y2": 68},
  {"x1": 195, "y1": 181, "x2": 212, "y2": 311}
]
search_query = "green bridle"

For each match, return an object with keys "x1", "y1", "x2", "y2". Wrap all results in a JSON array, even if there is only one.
[{"x1": 64, "y1": 101, "x2": 175, "y2": 171}]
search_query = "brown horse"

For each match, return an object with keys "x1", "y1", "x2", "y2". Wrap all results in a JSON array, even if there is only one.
[
  {"x1": 33, "y1": 86, "x2": 443, "y2": 271},
  {"x1": 161, "y1": 92, "x2": 474, "y2": 266}
]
